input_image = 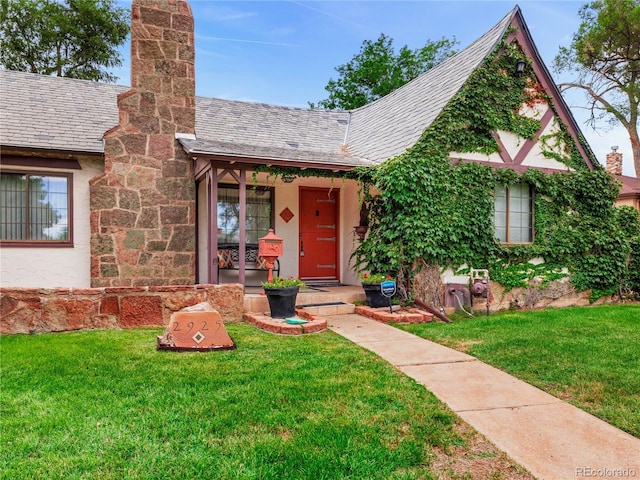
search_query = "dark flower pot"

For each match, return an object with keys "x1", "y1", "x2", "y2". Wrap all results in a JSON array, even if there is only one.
[
  {"x1": 264, "y1": 286, "x2": 300, "y2": 318},
  {"x1": 362, "y1": 283, "x2": 391, "y2": 308}
]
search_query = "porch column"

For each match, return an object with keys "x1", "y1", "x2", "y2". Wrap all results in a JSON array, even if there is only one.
[
  {"x1": 207, "y1": 168, "x2": 219, "y2": 284},
  {"x1": 238, "y1": 170, "x2": 247, "y2": 286}
]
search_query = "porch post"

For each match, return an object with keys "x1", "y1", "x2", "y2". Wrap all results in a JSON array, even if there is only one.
[
  {"x1": 209, "y1": 168, "x2": 219, "y2": 284},
  {"x1": 238, "y1": 169, "x2": 247, "y2": 286}
]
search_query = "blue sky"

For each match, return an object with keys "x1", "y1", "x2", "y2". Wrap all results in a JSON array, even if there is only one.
[{"x1": 114, "y1": 0, "x2": 635, "y2": 176}]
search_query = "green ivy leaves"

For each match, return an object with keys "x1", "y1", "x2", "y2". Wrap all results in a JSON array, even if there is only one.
[{"x1": 351, "y1": 34, "x2": 640, "y2": 301}]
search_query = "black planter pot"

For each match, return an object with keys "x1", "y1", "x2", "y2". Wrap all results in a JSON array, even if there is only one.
[
  {"x1": 362, "y1": 283, "x2": 391, "y2": 308},
  {"x1": 264, "y1": 286, "x2": 300, "y2": 318}
]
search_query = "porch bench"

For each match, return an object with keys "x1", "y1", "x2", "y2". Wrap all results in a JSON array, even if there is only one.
[{"x1": 217, "y1": 243, "x2": 280, "y2": 277}]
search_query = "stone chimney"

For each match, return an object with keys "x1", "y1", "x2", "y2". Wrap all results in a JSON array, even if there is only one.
[
  {"x1": 90, "y1": 0, "x2": 196, "y2": 287},
  {"x1": 606, "y1": 146, "x2": 623, "y2": 176}
]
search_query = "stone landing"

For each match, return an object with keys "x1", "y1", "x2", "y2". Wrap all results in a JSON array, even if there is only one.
[{"x1": 243, "y1": 309, "x2": 327, "y2": 335}]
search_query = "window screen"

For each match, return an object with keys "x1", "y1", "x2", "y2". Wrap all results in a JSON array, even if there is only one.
[
  {"x1": 217, "y1": 186, "x2": 273, "y2": 244},
  {"x1": 0, "y1": 172, "x2": 71, "y2": 243}
]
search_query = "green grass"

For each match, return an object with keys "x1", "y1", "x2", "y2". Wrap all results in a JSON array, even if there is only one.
[
  {"x1": 1, "y1": 325, "x2": 465, "y2": 480},
  {"x1": 397, "y1": 304, "x2": 640, "y2": 437}
]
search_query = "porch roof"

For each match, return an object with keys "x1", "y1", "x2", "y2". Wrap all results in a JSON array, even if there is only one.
[{"x1": 183, "y1": 97, "x2": 373, "y2": 169}]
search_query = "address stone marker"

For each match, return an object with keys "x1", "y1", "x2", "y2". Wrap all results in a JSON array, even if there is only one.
[{"x1": 158, "y1": 307, "x2": 235, "y2": 351}]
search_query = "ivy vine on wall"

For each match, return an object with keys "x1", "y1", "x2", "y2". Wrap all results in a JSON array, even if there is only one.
[{"x1": 350, "y1": 35, "x2": 640, "y2": 301}]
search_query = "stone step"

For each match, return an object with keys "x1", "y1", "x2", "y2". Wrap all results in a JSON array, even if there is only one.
[
  {"x1": 296, "y1": 301, "x2": 355, "y2": 316},
  {"x1": 244, "y1": 286, "x2": 365, "y2": 314}
]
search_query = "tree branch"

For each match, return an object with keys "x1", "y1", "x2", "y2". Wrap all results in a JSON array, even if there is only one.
[{"x1": 558, "y1": 82, "x2": 632, "y2": 131}]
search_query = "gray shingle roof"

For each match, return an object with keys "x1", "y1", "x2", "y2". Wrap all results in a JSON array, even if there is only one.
[
  {"x1": 184, "y1": 98, "x2": 371, "y2": 167},
  {"x1": 346, "y1": 9, "x2": 513, "y2": 163},
  {"x1": 183, "y1": 137, "x2": 371, "y2": 168},
  {"x1": 0, "y1": 70, "x2": 125, "y2": 153},
  {"x1": 1, "y1": 8, "x2": 516, "y2": 168},
  {"x1": 0, "y1": 71, "x2": 363, "y2": 166}
]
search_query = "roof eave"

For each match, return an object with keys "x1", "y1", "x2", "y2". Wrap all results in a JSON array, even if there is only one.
[
  {"x1": 185, "y1": 150, "x2": 359, "y2": 173},
  {"x1": 0, "y1": 144, "x2": 104, "y2": 160}
]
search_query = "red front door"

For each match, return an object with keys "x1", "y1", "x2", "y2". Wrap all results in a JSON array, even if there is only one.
[{"x1": 299, "y1": 188, "x2": 339, "y2": 280}]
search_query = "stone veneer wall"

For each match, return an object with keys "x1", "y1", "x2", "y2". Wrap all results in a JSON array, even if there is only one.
[
  {"x1": 0, "y1": 284, "x2": 243, "y2": 335},
  {"x1": 90, "y1": 0, "x2": 197, "y2": 287}
]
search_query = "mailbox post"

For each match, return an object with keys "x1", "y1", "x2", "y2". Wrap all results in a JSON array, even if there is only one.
[{"x1": 258, "y1": 229, "x2": 284, "y2": 283}]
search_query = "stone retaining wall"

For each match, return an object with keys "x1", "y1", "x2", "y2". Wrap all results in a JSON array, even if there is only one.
[{"x1": 0, "y1": 284, "x2": 243, "y2": 335}]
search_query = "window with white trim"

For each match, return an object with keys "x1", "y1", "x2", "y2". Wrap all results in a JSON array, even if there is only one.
[
  {"x1": 0, "y1": 171, "x2": 72, "y2": 245},
  {"x1": 494, "y1": 182, "x2": 533, "y2": 243}
]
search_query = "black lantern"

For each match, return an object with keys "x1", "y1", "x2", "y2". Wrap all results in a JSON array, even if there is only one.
[{"x1": 515, "y1": 59, "x2": 526, "y2": 77}]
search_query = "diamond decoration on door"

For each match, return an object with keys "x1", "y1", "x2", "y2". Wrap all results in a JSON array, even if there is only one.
[{"x1": 280, "y1": 207, "x2": 294, "y2": 223}]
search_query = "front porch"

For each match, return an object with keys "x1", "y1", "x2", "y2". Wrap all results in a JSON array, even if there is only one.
[{"x1": 195, "y1": 164, "x2": 364, "y2": 288}]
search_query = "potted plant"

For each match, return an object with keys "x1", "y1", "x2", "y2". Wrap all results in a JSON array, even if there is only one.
[
  {"x1": 360, "y1": 273, "x2": 393, "y2": 308},
  {"x1": 262, "y1": 276, "x2": 306, "y2": 318}
]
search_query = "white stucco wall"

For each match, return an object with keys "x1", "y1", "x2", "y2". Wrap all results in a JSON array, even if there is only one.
[
  {"x1": 520, "y1": 117, "x2": 571, "y2": 171},
  {"x1": 340, "y1": 180, "x2": 362, "y2": 286},
  {"x1": 1, "y1": 157, "x2": 104, "y2": 288}
]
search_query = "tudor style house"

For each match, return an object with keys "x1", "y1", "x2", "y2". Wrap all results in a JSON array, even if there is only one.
[{"x1": 0, "y1": 0, "x2": 603, "y2": 290}]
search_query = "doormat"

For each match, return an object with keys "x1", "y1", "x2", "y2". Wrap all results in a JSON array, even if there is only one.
[
  {"x1": 303, "y1": 281, "x2": 343, "y2": 288},
  {"x1": 300, "y1": 287, "x2": 327, "y2": 293}
]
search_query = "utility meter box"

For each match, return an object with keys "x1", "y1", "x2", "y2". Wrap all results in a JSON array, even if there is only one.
[{"x1": 443, "y1": 283, "x2": 471, "y2": 311}]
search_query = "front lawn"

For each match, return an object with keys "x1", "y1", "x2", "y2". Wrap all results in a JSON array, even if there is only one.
[
  {"x1": 0, "y1": 324, "x2": 530, "y2": 479},
  {"x1": 397, "y1": 304, "x2": 640, "y2": 437}
]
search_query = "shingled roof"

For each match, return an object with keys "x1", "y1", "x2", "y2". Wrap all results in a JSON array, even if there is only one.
[
  {"x1": 0, "y1": 70, "x2": 125, "y2": 155},
  {"x1": 616, "y1": 175, "x2": 640, "y2": 200},
  {"x1": 1, "y1": 7, "x2": 519, "y2": 168},
  {"x1": 181, "y1": 7, "x2": 516, "y2": 168},
  {"x1": 183, "y1": 98, "x2": 367, "y2": 168},
  {"x1": 346, "y1": 9, "x2": 512, "y2": 163}
]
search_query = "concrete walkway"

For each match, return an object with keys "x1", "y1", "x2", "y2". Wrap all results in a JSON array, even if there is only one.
[{"x1": 327, "y1": 314, "x2": 640, "y2": 480}]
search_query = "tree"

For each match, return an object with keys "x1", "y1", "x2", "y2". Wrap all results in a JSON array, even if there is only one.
[
  {"x1": 311, "y1": 33, "x2": 458, "y2": 110},
  {"x1": 554, "y1": 0, "x2": 640, "y2": 176},
  {"x1": 0, "y1": 0, "x2": 129, "y2": 83}
]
